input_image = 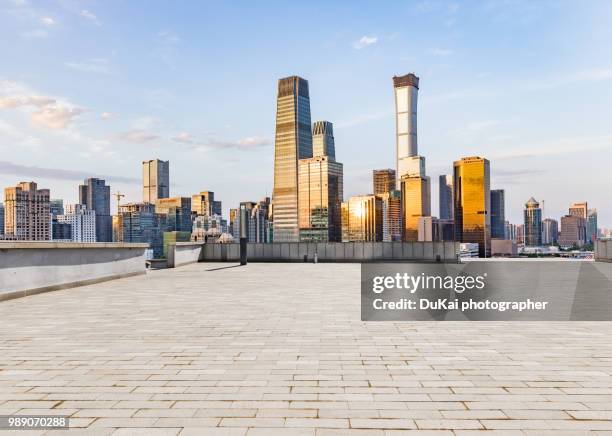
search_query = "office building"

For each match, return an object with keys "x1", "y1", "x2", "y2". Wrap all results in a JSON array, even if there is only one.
[
  {"x1": 272, "y1": 76, "x2": 313, "y2": 242},
  {"x1": 3, "y1": 182, "x2": 50, "y2": 241},
  {"x1": 569, "y1": 202, "x2": 588, "y2": 220},
  {"x1": 505, "y1": 221, "x2": 516, "y2": 242},
  {"x1": 587, "y1": 209, "x2": 598, "y2": 243},
  {"x1": 143, "y1": 159, "x2": 169, "y2": 203},
  {"x1": 229, "y1": 208, "x2": 239, "y2": 238},
  {"x1": 453, "y1": 157, "x2": 491, "y2": 257},
  {"x1": 112, "y1": 215, "x2": 123, "y2": 242},
  {"x1": 119, "y1": 202, "x2": 164, "y2": 257},
  {"x1": 50, "y1": 199, "x2": 64, "y2": 217},
  {"x1": 192, "y1": 191, "x2": 222, "y2": 217},
  {"x1": 559, "y1": 215, "x2": 586, "y2": 248},
  {"x1": 343, "y1": 195, "x2": 383, "y2": 242},
  {"x1": 373, "y1": 169, "x2": 396, "y2": 195},
  {"x1": 155, "y1": 197, "x2": 192, "y2": 233},
  {"x1": 380, "y1": 190, "x2": 402, "y2": 242},
  {"x1": 438, "y1": 174, "x2": 453, "y2": 220},
  {"x1": 417, "y1": 216, "x2": 454, "y2": 242},
  {"x1": 542, "y1": 218, "x2": 559, "y2": 245},
  {"x1": 79, "y1": 178, "x2": 111, "y2": 242},
  {"x1": 312, "y1": 120, "x2": 335, "y2": 159},
  {"x1": 393, "y1": 73, "x2": 419, "y2": 185},
  {"x1": 0, "y1": 202, "x2": 4, "y2": 235},
  {"x1": 51, "y1": 220, "x2": 71, "y2": 241},
  {"x1": 192, "y1": 214, "x2": 228, "y2": 241},
  {"x1": 516, "y1": 224, "x2": 525, "y2": 245},
  {"x1": 524, "y1": 197, "x2": 542, "y2": 246},
  {"x1": 57, "y1": 204, "x2": 96, "y2": 242},
  {"x1": 490, "y1": 189, "x2": 506, "y2": 239},
  {"x1": 233, "y1": 198, "x2": 271, "y2": 243},
  {"x1": 401, "y1": 174, "x2": 431, "y2": 242}
]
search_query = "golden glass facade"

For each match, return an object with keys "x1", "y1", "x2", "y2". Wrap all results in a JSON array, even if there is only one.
[
  {"x1": 400, "y1": 175, "x2": 431, "y2": 242},
  {"x1": 344, "y1": 195, "x2": 383, "y2": 242},
  {"x1": 380, "y1": 190, "x2": 402, "y2": 242},
  {"x1": 373, "y1": 169, "x2": 396, "y2": 195},
  {"x1": 272, "y1": 76, "x2": 312, "y2": 242},
  {"x1": 453, "y1": 156, "x2": 491, "y2": 257}
]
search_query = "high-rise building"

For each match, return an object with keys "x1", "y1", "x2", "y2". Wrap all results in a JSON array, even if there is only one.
[
  {"x1": 298, "y1": 155, "x2": 343, "y2": 242},
  {"x1": 505, "y1": 221, "x2": 516, "y2": 242},
  {"x1": 569, "y1": 202, "x2": 588, "y2": 220},
  {"x1": 192, "y1": 215, "x2": 228, "y2": 241},
  {"x1": 312, "y1": 121, "x2": 335, "y2": 159},
  {"x1": 559, "y1": 215, "x2": 586, "y2": 248},
  {"x1": 587, "y1": 209, "x2": 598, "y2": 243},
  {"x1": 112, "y1": 215, "x2": 123, "y2": 242},
  {"x1": 523, "y1": 197, "x2": 542, "y2": 246},
  {"x1": 233, "y1": 198, "x2": 272, "y2": 243},
  {"x1": 393, "y1": 73, "x2": 419, "y2": 185},
  {"x1": 143, "y1": 159, "x2": 169, "y2": 203},
  {"x1": 79, "y1": 178, "x2": 111, "y2": 242},
  {"x1": 401, "y1": 174, "x2": 431, "y2": 242},
  {"x1": 155, "y1": 197, "x2": 192, "y2": 233},
  {"x1": 192, "y1": 191, "x2": 222, "y2": 217},
  {"x1": 0, "y1": 202, "x2": 4, "y2": 235},
  {"x1": 343, "y1": 195, "x2": 383, "y2": 242},
  {"x1": 380, "y1": 190, "x2": 402, "y2": 242},
  {"x1": 417, "y1": 216, "x2": 454, "y2": 242},
  {"x1": 490, "y1": 189, "x2": 506, "y2": 239},
  {"x1": 229, "y1": 208, "x2": 239, "y2": 238},
  {"x1": 50, "y1": 199, "x2": 64, "y2": 217},
  {"x1": 51, "y1": 220, "x2": 71, "y2": 241},
  {"x1": 542, "y1": 218, "x2": 559, "y2": 245},
  {"x1": 453, "y1": 157, "x2": 491, "y2": 257},
  {"x1": 119, "y1": 202, "x2": 164, "y2": 257},
  {"x1": 3, "y1": 182, "x2": 50, "y2": 241},
  {"x1": 438, "y1": 174, "x2": 453, "y2": 220},
  {"x1": 373, "y1": 169, "x2": 396, "y2": 196},
  {"x1": 516, "y1": 224, "x2": 525, "y2": 245},
  {"x1": 272, "y1": 76, "x2": 313, "y2": 242},
  {"x1": 57, "y1": 204, "x2": 96, "y2": 242}
]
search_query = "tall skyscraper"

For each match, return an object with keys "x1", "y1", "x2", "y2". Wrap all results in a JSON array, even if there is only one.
[
  {"x1": 79, "y1": 178, "x2": 111, "y2": 242},
  {"x1": 344, "y1": 195, "x2": 383, "y2": 242},
  {"x1": 380, "y1": 190, "x2": 402, "y2": 242},
  {"x1": 523, "y1": 197, "x2": 542, "y2": 246},
  {"x1": 542, "y1": 218, "x2": 559, "y2": 245},
  {"x1": 312, "y1": 121, "x2": 335, "y2": 159},
  {"x1": 3, "y1": 182, "x2": 50, "y2": 241},
  {"x1": 559, "y1": 215, "x2": 586, "y2": 248},
  {"x1": 272, "y1": 76, "x2": 313, "y2": 242},
  {"x1": 143, "y1": 159, "x2": 170, "y2": 203},
  {"x1": 490, "y1": 189, "x2": 506, "y2": 239},
  {"x1": 453, "y1": 157, "x2": 491, "y2": 257},
  {"x1": 393, "y1": 73, "x2": 419, "y2": 185},
  {"x1": 569, "y1": 202, "x2": 588, "y2": 220},
  {"x1": 0, "y1": 202, "x2": 4, "y2": 236},
  {"x1": 192, "y1": 191, "x2": 222, "y2": 217},
  {"x1": 438, "y1": 174, "x2": 453, "y2": 220},
  {"x1": 373, "y1": 169, "x2": 396, "y2": 195},
  {"x1": 57, "y1": 204, "x2": 96, "y2": 242},
  {"x1": 401, "y1": 174, "x2": 431, "y2": 241},
  {"x1": 119, "y1": 202, "x2": 163, "y2": 257},
  {"x1": 587, "y1": 209, "x2": 598, "y2": 243}
]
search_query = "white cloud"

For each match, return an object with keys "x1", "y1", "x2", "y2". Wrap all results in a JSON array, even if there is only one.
[
  {"x1": 352, "y1": 35, "x2": 378, "y2": 50},
  {"x1": 31, "y1": 106, "x2": 84, "y2": 129},
  {"x1": 100, "y1": 112, "x2": 113, "y2": 120},
  {"x1": 65, "y1": 58, "x2": 110, "y2": 74},
  {"x1": 195, "y1": 136, "x2": 271, "y2": 151},
  {"x1": 40, "y1": 16, "x2": 55, "y2": 26},
  {"x1": 429, "y1": 47, "x2": 453, "y2": 56},
  {"x1": 80, "y1": 9, "x2": 101, "y2": 26},
  {"x1": 172, "y1": 132, "x2": 194, "y2": 144},
  {"x1": 118, "y1": 129, "x2": 160, "y2": 143}
]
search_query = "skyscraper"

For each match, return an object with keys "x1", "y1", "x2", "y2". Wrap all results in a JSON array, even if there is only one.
[
  {"x1": 559, "y1": 215, "x2": 586, "y2": 248},
  {"x1": 490, "y1": 189, "x2": 506, "y2": 239},
  {"x1": 373, "y1": 169, "x2": 396, "y2": 195},
  {"x1": 542, "y1": 218, "x2": 559, "y2": 245},
  {"x1": 192, "y1": 191, "x2": 222, "y2": 217},
  {"x1": 155, "y1": 197, "x2": 192, "y2": 233},
  {"x1": 438, "y1": 174, "x2": 453, "y2": 220},
  {"x1": 312, "y1": 121, "x2": 335, "y2": 159},
  {"x1": 0, "y1": 202, "x2": 4, "y2": 236},
  {"x1": 344, "y1": 195, "x2": 383, "y2": 242},
  {"x1": 401, "y1": 174, "x2": 431, "y2": 241},
  {"x1": 3, "y1": 182, "x2": 50, "y2": 241},
  {"x1": 524, "y1": 197, "x2": 542, "y2": 246},
  {"x1": 50, "y1": 199, "x2": 64, "y2": 217},
  {"x1": 587, "y1": 209, "x2": 598, "y2": 243},
  {"x1": 272, "y1": 76, "x2": 313, "y2": 242},
  {"x1": 143, "y1": 159, "x2": 170, "y2": 203},
  {"x1": 119, "y1": 202, "x2": 163, "y2": 257},
  {"x1": 453, "y1": 157, "x2": 491, "y2": 257},
  {"x1": 58, "y1": 204, "x2": 96, "y2": 243},
  {"x1": 393, "y1": 73, "x2": 419, "y2": 185},
  {"x1": 568, "y1": 202, "x2": 588, "y2": 244},
  {"x1": 79, "y1": 178, "x2": 111, "y2": 242},
  {"x1": 380, "y1": 190, "x2": 402, "y2": 242}
]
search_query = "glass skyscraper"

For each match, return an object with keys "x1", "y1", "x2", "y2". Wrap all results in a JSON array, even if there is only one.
[
  {"x1": 343, "y1": 195, "x2": 383, "y2": 242},
  {"x1": 524, "y1": 197, "x2": 542, "y2": 246},
  {"x1": 79, "y1": 178, "x2": 111, "y2": 242},
  {"x1": 401, "y1": 175, "x2": 431, "y2": 242},
  {"x1": 438, "y1": 174, "x2": 453, "y2": 220},
  {"x1": 373, "y1": 169, "x2": 396, "y2": 195},
  {"x1": 490, "y1": 189, "x2": 506, "y2": 239},
  {"x1": 272, "y1": 76, "x2": 313, "y2": 242},
  {"x1": 393, "y1": 73, "x2": 419, "y2": 185},
  {"x1": 453, "y1": 156, "x2": 491, "y2": 257},
  {"x1": 143, "y1": 159, "x2": 170, "y2": 204}
]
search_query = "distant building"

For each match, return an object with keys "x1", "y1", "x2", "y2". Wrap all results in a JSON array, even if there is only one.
[
  {"x1": 49, "y1": 199, "x2": 64, "y2": 217},
  {"x1": 373, "y1": 169, "x2": 396, "y2": 196},
  {"x1": 79, "y1": 178, "x2": 111, "y2": 242},
  {"x1": 524, "y1": 197, "x2": 542, "y2": 247},
  {"x1": 438, "y1": 174, "x2": 453, "y2": 220},
  {"x1": 569, "y1": 202, "x2": 588, "y2": 220},
  {"x1": 234, "y1": 198, "x2": 272, "y2": 243},
  {"x1": 401, "y1": 174, "x2": 431, "y2": 241},
  {"x1": 51, "y1": 220, "x2": 72, "y2": 241},
  {"x1": 516, "y1": 224, "x2": 525, "y2": 245},
  {"x1": 229, "y1": 208, "x2": 239, "y2": 238},
  {"x1": 417, "y1": 216, "x2": 454, "y2": 242},
  {"x1": 505, "y1": 221, "x2": 516, "y2": 242},
  {"x1": 559, "y1": 215, "x2": 586, "y2": 248},
  {"x1": 0, "y1": 202, "x2": 4, "y2": 235},
  {"x1": 542, "y1": 218, "x2": 559, "y2": 245},
  {"x1": 491, "y1": 239, "x2": 517, "y2": 257},
  {"x1": 155, "y1": 197, "x2": 192, "y2": 233},
  {"x1": 119, "y1": 202, "x2": 164, "y2": 258},
  {"x1": 490, "y1": 189, "x2": 506, "y2": 239},
  {"x1": 393, "y1": 73, "x2": 419, "y2": 185},
  {"x1": 587, "y1": 209, "x2": 598, "y2": 243},
  {"x1": 192, "y1": 191, "x2": 222, "y2": 217},
  {"x1": 380, "y1": 190, "x2": 402, "y2": 242},
  {"x1": 343, "y1": 195, "x2": 383, "y2": 242},
  {"x1": 312, "y1": 120, "x2": 336, "y2": 160},
  {"x1": 112, "y1": 215, "x2": 123, "y2": 242},
  {"x1": 57, "y1": 204, "x2": 96, "y2": 242},
  {"x1": 192, "y1": 214, "x2": 228, "y2": 241},
  {"x1": 3, "y1": 181, "x2": 50, "y2": 241},
  {"x1": 143, "y1": 159, "x2": 169, "y2": 203},
  {"x1": 453, "y1": 157, "x2": 491, "y2": 257}
]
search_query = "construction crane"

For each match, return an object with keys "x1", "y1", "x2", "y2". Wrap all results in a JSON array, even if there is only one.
[{"x1": 113, "y1": 191, "x2": 125, "y2": 214}]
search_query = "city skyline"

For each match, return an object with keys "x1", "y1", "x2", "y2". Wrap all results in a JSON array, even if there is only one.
[{"x1": 1, "y1": 1, "x2": 611, "y2": 227}]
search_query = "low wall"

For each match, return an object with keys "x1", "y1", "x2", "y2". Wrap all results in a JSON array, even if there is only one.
[
  {"x1": 596, "y1": 240, "x2": 612, "y2": 262},
  {"x1": 0, "y1": 242, "x2": 149, "y2": 301},
  {"x1": 201, "y1": 241, "x2": 460, "y2": 263},
  {"x1": 167, "y1": 242, "x2": 203, "y2": 268}
]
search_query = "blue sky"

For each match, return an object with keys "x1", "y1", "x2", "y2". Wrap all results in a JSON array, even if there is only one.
[{"x1": 1, "y1": 0, "x2": 611, "y2": 228}]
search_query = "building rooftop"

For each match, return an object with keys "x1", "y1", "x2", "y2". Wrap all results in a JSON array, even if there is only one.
[{"x1": 1, "y1": 263, "x2": 612, "y2": 433}]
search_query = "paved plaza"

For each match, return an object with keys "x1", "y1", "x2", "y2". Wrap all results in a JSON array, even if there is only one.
[{"x1": 1, "y1": 262, "x2": 612, "y2": 435}]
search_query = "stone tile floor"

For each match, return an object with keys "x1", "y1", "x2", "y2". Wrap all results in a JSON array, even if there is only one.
[{"x1": 1, "y1": 262, "x2": 612, "y2": 435}]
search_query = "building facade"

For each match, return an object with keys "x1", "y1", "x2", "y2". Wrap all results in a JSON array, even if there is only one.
[
  {"x1": 312, "y1": 120, "x2": 335, "y2": 159},
  {"x1": 50, "y1": 199, "x2": 64, "y2": 217},
  {"x1": 192, "y1": 214, "x2": 228, "y2": 241},
  {"x1": 438, "y1": 174, "x2": 453, "y2": 220},
  {"x1": 401, "y1": 174, "x2": 431, "y2": 242},
  {"x1": 3, "y1": 182, "x2": 50, "y2": 241},
  {"x1": 417, "y1": 216, "x2": 454, "y2": 242},
  {"x1": 272, "y1": 76, "x2": 313, "y2": 242},
  {"x1": 453, "y1": 157, "x2": 491, "y2": 257},
  {"x1": 0, "y1": 202, "x2": 4, "y2": 235},
  {"x1": 559, "y1": 215, "x2": 587, "y2": 248},
  {"x1": 155, "y1": 197, "x2": 192, "y2": 233},
  {"x1": 119, "y1": 202, "x2": 164, "y2": 257},
  {"x1": 79, "y1": 178, "x2": 111, "y2": 242},
  {"x1": 393, "y1": 73, "x2": 419, "y2": 185},
  {"x1": 57, "y1": 204, "x2": 96, "y2": 243},
  {"x1": 192, "y1": 191, "x2": 222, "y2": 217},
  {"x1": 373, "y1": 169, "x2": 396, "y2": 196},
  {"x1": 343, "y1": 195, "x2": 383, "y2": 242},
  {"x1": 142, "y1": 159, "x2": 170, "y2": 203},
  {"x1": 380, "y1": 190, "x2": 402, "y2": 242},
  {"x1": 490, "y1": 189, "x2": 506, "y2": 239},
  {"x1": 523, "y1": 197, "x2": 542, "y2": 246},
  {"x1": 587, "y1": 209, "x2": 598, "y2": 243},
  {"x1": 542, "y1": 218, "x2": 559, "y2": 245}
]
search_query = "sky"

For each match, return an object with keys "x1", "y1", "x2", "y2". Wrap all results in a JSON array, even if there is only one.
[{"x1": 1, "y1": 0, "x2": 611, "y2": 228}]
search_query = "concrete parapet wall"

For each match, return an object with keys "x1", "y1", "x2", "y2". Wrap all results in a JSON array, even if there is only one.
[
  {"x1": 0, "y1": 242, "x2": 149, "y2": 301},
  {"x1": 167, "y1": 242, "x2": 204, "y2": 268},
  {"x1": 596, "y1": 240, "x2": 612, "y2": 262},
  {"x1": 201, "y1": 241, "x2": 460, "y2": 263}
]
